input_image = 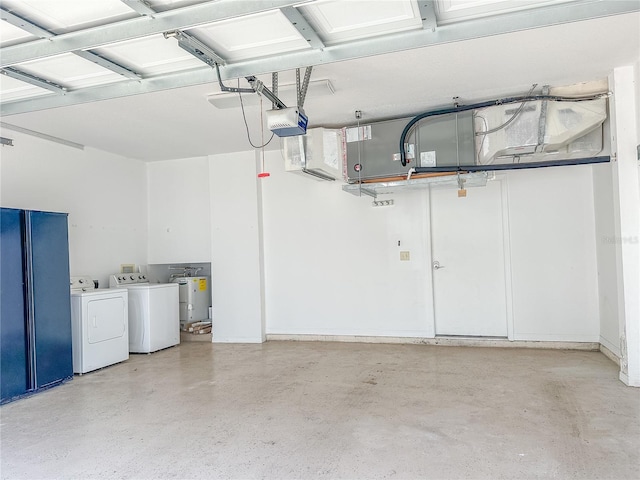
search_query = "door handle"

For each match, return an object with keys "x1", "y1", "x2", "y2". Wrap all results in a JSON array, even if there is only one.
[{"x1": 432, "y1": 260, "x2": 445, "y2": 270}]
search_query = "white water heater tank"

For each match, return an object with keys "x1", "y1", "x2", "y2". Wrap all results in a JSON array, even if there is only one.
[{"x1": 170, "y1": 276, "x2": 211, "y2": 323}]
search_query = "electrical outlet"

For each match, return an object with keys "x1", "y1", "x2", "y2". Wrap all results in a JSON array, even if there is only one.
[{"x1": 400, "y1": 251, "x2": 410, "y2": 261}]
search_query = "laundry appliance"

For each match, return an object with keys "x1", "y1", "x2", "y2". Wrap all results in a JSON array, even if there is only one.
[
  {"x1": 109, "y1": 273, "x2": 179, "y2": 353},
  {"x1": 70, "y1": 276, "x2": 128, "y2": 374}
]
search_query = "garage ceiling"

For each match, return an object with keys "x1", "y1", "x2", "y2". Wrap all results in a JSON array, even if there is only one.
[{"x1": 1, "y1": 0, "x2": 639, "y2": 160}]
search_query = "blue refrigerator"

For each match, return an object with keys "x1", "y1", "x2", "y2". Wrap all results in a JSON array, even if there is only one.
[{"x1": 1, "y1": 208, "x2": 73, "y2": 403}]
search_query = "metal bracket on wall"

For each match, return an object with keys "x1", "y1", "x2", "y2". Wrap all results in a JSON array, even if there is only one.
[{"x1": 1, "y1": 136, "x2": 14, "y2": 146}]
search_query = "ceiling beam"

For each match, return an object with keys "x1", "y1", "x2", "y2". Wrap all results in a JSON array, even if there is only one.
[
  {"x1": 121, "y1": 0, "x2": 157, "y2": 18},
  {"x1": 74, "y1": 50, "x2": 142, "y2": 80},
  {"x1": 0, "y1": 0, "x2": 314, "y2": 68},
  {"x1": 280, "y1": 6, "x2": 325, "y2": 49},
  {"x1": 2, "y1": 68, "x2": 217, "y2": 115},
  {"x1": 0, "y1": 8, "x2": 141, "y2": 83},
  {"x1": 220, "y1": 0, "x2": 640, "y2": 80},
  {"x1": 2, "y1": 0, "x2": 638, "y2": 116},
  {"x1": 1, "y1": 68, "x2": 67, "y2": 94},
  {"x1": 0, "y1": 7, "x2": 53, "y2": 39},
  {"x1": 417, "y1": 1, "x2": 437, "y2": 32}
]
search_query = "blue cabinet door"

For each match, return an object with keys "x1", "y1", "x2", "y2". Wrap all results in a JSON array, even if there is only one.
[
  {"x1": 27, "y1": 211, "x2": 73, "y2": 388},
  {"x1": 0, "y1": 208, "x2": 28, "y2": 402}
]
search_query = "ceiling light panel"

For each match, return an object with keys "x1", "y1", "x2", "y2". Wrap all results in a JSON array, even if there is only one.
[
  {"x1": 299, "y1": 0, "x2": 422, "y2": 44},
  {"x1": 0, "y1": 73, "x2": 52, "y2": 102},
  {"x1": 0, "y1": 20, "x2": 37, "y2": 48},
  {"x1": 93, "y1": 34, "x2": 203, "y2": 76},
  {"x1": 187, "y1": 10, "x2": 311, "y2": 62},
  {"x1": 0, "y1": 0, "x2": 137, "y2": 34},
  {"x1": 15, "y1": 53, "x2": 124, "y2": 89},
  {"x1": 434, "y1": 0, "x2": 578, "y2": 24}
]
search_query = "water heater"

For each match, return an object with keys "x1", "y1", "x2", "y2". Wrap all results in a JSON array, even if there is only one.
[{"x1": 170, "y1": 276, "x2": 211, "y2": 323}]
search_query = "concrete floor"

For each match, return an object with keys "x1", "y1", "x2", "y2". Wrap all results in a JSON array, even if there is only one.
[{"x1": 1, "y1": 341, "x2": 639, "y2": 479}]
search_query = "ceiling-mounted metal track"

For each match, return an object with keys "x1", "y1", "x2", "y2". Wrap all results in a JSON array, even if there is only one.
[
  {"x1": 417, "y1": 1, "x2": 437, "y2": 31},
  {"x1": 0, "y1": 0, "x2": 313, "y2": 68},
  {"x1": 0, "y1": 7, "x2": 53, "y2": 39},
  {"x1": 74, "y1": 50, "x2": 141, "y2": 80},
  {"x1": 1, "y1": 0, "x2": 638, "y2": 116},
  {"x1": 1, "y1": 68, "x2": 67, "y2": 94},
  {"x1": 1, "y1": 7, "x2": 142, "y2": 84},
  {"x1": 121, "y1": 0, "x2": 157, "y2": 17},
  {"x1": 280, "y1": 6, "x2": 325, "y2": 49}
]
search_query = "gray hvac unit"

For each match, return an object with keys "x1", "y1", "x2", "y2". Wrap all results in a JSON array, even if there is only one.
[{"x1": 344, "y1": 112, "x2": 475, "y2": 182}]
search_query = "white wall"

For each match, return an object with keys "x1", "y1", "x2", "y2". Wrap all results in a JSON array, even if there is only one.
[
  {"x1": 506, "y1": 166, "x2": 600, "y2": 341},
  {"x1": 608, "y1": 65, "x2": 640, "y2": 386},
  {"x1": 262, "y1": 150, "x2": 432, "y2": 337},
  {"x1": 592, "y1": 162, "x2": 621, "y2": 355},
  {"x1": 209, "y1": 151, "x2": 265, "y2": 343},
  {"x1": 147, "y1": 157, "x2": 211, "y2": 264},
  {"x1": 0, "y1": 130, "x2": 147, "y2": 287},
  {"x1": 260, "y1": 149, "x2": 600, "y2": 341}
]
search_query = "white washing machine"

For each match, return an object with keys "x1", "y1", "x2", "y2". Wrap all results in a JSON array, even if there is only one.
[
  {"x1": 70, "y1": 276, "x2": 129, "y2": 374},
  {"x1": 109, "y1": 273, "x2": 179, "y2": 353}
]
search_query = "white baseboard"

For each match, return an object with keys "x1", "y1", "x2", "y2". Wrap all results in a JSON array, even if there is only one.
[
  {"x1": 266, "y1": 334, "x2": 600, "y2": 351},
  {"x1": 600, "y1": 343, "x2": 621, "y2": 366},
  {"x1": 213, "y1": 336, "x2": 265, "y2": 344}
]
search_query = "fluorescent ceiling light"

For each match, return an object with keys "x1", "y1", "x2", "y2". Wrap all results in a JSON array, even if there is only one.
[{"x1": 207, "y1": 79, "x2": 335, "y2": 109}]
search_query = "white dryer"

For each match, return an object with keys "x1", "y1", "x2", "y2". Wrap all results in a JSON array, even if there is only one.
[
  {"x1": 109, "y1": 273, "x2": 179, "y2": 353},
  {"x1": 70, "y1": 276, "x2": 129, "y2": 374}
]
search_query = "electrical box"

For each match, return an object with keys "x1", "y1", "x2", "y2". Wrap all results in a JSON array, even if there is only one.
[{"x1": 344, "y1": 112, "x2": 475, "y2": 182}]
